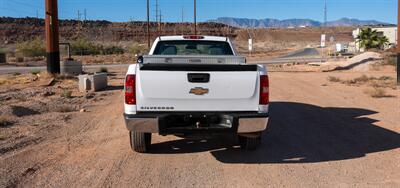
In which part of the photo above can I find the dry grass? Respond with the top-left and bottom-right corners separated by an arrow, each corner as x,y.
12,72 -> 21,76
56,74 -> 75,80
0,133 -> 6,140
328,74 -> 396,90
0,79 -> 7,85
54,105 -> 76,113
364,87 -> 392,98
343,75 -> 369,85
60,89 -> 73,99
327,76 -> 341,82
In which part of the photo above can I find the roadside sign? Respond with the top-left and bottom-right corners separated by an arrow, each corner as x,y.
248,38 -> 253,51
321,34 -> 326,47
336,43 -> 342,52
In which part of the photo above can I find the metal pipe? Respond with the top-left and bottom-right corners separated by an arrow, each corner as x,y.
59,43 -> 72,60
45,0 -> 60,73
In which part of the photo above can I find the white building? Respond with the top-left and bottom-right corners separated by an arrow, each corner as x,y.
352,27 -> 397,51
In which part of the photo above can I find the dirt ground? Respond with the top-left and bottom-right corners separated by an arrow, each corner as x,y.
0,66 -> 399,187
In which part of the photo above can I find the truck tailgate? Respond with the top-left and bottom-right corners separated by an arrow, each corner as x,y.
136,64 -> 260,112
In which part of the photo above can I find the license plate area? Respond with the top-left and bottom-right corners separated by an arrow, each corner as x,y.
158,113 -> 237,134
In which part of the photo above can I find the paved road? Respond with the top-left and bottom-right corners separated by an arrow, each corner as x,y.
0,58 -> 323,75
251,57 -> 323,65
280,48 -> 320,58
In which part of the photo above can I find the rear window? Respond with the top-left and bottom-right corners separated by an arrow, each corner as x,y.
153,40 -> 234,55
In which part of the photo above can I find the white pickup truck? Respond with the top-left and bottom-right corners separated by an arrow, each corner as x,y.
124,35 -> 269,152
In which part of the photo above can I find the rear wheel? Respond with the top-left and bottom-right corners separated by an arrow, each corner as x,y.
238,134 -> 261,150
129,131 -> 151,153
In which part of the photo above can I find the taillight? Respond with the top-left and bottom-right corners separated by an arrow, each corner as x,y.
125,74 -> 136,105
259,75 -> 269,105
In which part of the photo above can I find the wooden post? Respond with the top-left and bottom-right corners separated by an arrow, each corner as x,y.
45,0 -> 60,74
147,0 -> 150,48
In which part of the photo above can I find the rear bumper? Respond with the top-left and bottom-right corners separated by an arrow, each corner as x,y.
124,112 -> 268,134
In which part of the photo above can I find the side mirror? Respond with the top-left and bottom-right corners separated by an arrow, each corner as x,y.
137,55 -> 144,64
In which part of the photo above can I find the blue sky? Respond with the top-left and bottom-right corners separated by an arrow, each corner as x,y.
0,0 -> 397,24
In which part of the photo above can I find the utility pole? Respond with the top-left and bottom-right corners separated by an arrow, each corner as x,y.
77,10 -> 81,21
194,0 -> 197,35
45,0 -> 60,74
155,0 -> 158,23
147,0 -> 150,48
181,7 -> 184,35
324,0 -> 327,27
397,0 -> 399,85
36,10 -> 39,19
84,8 -> 87,21
158,10 -> 162,35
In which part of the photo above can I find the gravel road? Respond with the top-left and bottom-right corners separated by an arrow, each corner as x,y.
1,71 -> 399,188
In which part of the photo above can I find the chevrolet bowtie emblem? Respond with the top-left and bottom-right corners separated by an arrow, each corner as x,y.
189,87 -> 209,95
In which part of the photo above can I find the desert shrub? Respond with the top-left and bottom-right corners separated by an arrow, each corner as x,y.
364,87 -> 389,98
12,72 -> 21,76
353,75 -> 369,83
102,46 -> 124,55
30,70 -> 40,75
71,39 -> 102,55
71,39 -> 125,55
327,76 -> 341,82
60,89 -> 72,98
128,43 -> 148,55
377,76 -> 393,81
342,75 -> 370,85
16,37 -> 46,57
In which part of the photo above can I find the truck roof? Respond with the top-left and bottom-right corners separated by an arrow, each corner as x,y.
158,35 -> 228,42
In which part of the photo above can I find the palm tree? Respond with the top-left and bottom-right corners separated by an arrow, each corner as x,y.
356,28 -> 389,50
377,36 -> 389,50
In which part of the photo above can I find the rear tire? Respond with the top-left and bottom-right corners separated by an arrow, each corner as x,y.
129,131 -> 151,153
238,134 -> 261,150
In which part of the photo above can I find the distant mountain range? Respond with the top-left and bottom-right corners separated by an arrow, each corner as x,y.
208,17 -> 391,28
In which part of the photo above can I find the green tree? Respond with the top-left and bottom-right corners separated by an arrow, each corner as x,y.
356,28 -> 389,50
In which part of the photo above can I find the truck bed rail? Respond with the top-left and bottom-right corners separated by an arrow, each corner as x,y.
142,55 -> 246,64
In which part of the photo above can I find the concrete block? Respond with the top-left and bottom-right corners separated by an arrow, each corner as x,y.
78,73 -> 108,92
92,73 -> 108,91
61,60 -> 82,75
